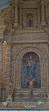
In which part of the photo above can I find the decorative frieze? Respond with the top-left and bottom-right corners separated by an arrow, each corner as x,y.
12,31 -> 48,43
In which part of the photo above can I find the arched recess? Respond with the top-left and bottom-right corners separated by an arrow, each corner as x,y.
21,52 -> 41,88
26,13 -> 33,27
15,46 -> 48,90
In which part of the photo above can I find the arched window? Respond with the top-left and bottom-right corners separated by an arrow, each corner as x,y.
26,13 -> 33,27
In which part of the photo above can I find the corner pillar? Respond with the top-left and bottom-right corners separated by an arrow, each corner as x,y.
15,59 -> 21,88
41,57 -> 48,91
0,42 -> 2,101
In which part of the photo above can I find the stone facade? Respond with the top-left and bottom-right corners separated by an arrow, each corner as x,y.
0,0 -> 49,106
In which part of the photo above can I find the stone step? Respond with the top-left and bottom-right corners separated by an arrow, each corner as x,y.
14,88 -> 46,95
15,87 -> 46,91
14,88 -> 47,102
14,97 -> 47,102
14,96 -> 47,102
15,91 -> 47,96
15,92 -> 47,98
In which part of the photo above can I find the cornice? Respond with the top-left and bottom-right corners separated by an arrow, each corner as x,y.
12,40 -> 48,44
13,29 -> 45,34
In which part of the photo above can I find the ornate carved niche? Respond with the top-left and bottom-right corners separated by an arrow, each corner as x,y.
26,13 -> 33,27
22,9 -> 38,28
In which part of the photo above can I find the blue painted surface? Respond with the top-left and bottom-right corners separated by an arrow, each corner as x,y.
21,52 -> 41,88
0,0 -> 11,10
27,64 -> 35,78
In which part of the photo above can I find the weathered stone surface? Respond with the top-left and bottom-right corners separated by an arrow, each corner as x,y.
0,0 -> 49,109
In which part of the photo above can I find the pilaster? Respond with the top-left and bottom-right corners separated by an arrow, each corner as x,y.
0,25 -> 5,101
37,5 -> 40,27
2,41 -> 7,87
19,4 -> 23,28
5,44 -> 11,86
41,0 -> 46,27
14,0 -> 19,27
0,42 -> 3,101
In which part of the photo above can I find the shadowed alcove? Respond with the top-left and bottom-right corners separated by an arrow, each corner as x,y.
21,52 -> 41,88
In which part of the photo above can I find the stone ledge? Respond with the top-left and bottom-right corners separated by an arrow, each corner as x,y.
15,29 -> 45,33
0,101 -> 49,109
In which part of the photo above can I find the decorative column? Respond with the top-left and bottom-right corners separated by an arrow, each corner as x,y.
12,60 -> 16,87
1,41 -> 7,101
45,2 -> 48,25
5,44 -> 13,101
47,42 -> 49,100
19,1 -> 23,29
46,46 -> 49,104
5,44 -> 11,85
0,42 -> 3,101
2,41 -> 7,87
41,0 -> 46,27
41,57 -> 48,91
15,59 -> 21,88
37,5 -> 40,27
14,0 -> 19,27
